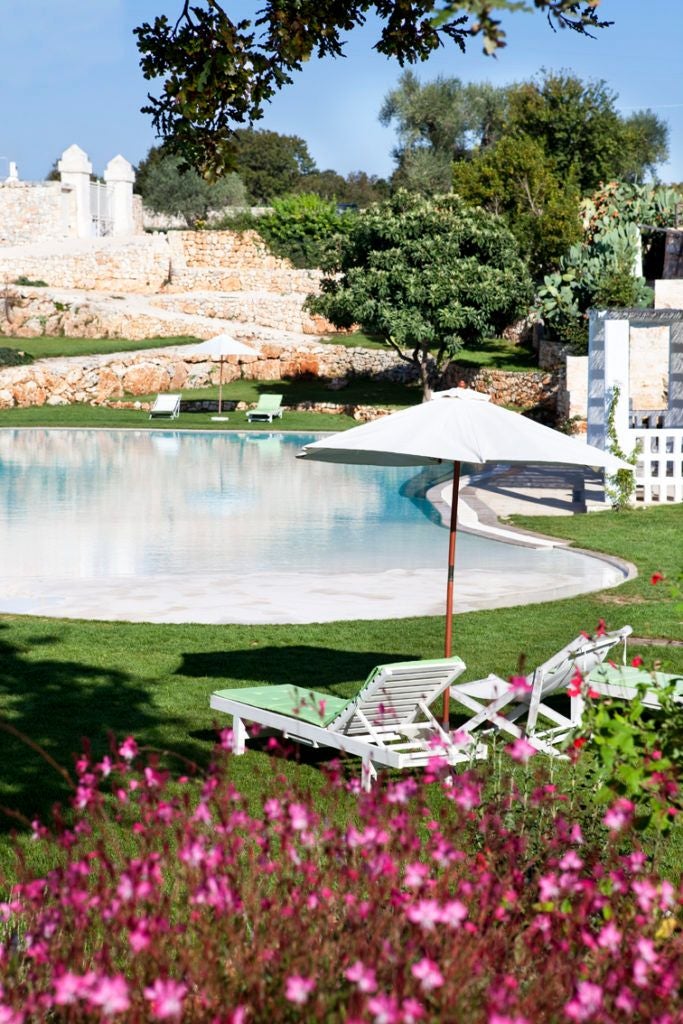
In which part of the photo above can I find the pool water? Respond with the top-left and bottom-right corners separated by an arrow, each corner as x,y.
0,429 -> 624,624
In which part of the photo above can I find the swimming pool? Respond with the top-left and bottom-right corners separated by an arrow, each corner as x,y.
0,429 -> 624,623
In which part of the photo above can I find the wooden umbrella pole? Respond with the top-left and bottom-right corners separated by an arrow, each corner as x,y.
218,356 -> 224,415
442,460 -> 461,727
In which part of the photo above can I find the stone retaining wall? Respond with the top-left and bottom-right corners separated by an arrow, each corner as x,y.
0,237 -> 171,293
0,342 -> 561,415
152,292 -> 329,334
440,362 -> 560,413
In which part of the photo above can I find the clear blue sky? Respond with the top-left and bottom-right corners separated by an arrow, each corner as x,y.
1,0 -> 681,184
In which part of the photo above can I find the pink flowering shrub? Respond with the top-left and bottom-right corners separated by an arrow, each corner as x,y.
0,733 -> 681,1023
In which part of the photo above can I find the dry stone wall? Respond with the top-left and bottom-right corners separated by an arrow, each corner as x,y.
165,230 -> 323,295
0,237 -> 171,293
152,292 -> 328,335
0,340 -> 561,416
0,182 -> 77,247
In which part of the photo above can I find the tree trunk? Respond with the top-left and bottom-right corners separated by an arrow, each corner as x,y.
418,347 -> 432,401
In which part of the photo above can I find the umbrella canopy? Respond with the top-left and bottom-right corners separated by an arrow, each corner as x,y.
190,335 -> 259,416
298,387 -> 629,725
299,387 -> 627,470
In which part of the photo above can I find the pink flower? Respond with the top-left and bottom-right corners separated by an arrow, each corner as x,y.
404,863 -> 429,889
603,798 -> 635,832
117,737 -> 138,761
288,803 -> 309,831
597,921 -> 622,951
406,899 -> 441,930
489,1016 -> 531,1024
508,675 -> 532,695
506,738 -> 536,763
285,975 -> 315,1005
411,958 -> 444,991
345,960 -> 377,993
128,919 -> 151,953
143,978 -> 187,1020
87,974 -> 130,1016
53,971 -> 94,1005
564,981 -> 603,1021
559,851 -> 583,871
368,993 -> 400,1024
440,899 -> 468,927
0,1007 -> 24,1024
402,998 -> 425,1023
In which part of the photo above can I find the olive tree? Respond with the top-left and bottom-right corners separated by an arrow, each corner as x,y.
307,191 -> 533,399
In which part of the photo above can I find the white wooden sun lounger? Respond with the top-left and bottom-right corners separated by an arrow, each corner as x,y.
210,657 -> 487,789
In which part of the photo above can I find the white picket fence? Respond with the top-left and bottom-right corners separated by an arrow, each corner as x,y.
628,427 -> 683,503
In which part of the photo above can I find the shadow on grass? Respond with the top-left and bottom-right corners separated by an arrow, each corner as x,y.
0,624 -> 156,832
178,645 -> 418,695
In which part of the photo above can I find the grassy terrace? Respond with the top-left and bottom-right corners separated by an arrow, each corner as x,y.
1,332 -> 538,371
0,335 -> 200,359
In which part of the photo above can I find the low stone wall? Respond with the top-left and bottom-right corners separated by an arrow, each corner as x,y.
0,237 -> 171,294
165,266 -> 323,295
152,292 -> 329,335
167,229 -> 280,270
0,182 -> 77,247
440,362 -> 560,413
0,341 -> 561,415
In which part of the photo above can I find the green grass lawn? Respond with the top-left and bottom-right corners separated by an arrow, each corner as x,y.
0,374 -> 421,432
0,504 -> 681,869
0,335 -> 201,360
320,332 -> 539,372
451,337 -> 540,372
0,403 -> 361,432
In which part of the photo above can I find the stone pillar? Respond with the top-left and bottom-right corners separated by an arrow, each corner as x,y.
6,161 -> 19,182
104,154 -> 136,236
58,144 -> 93,238
603,318 -> 631,453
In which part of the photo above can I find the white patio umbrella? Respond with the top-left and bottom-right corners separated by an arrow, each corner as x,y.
190,334 -> 259,419
298,387 -> 630,724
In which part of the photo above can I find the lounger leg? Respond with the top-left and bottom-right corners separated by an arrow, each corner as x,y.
361,758 -> 377,792
233,716 -> 247,755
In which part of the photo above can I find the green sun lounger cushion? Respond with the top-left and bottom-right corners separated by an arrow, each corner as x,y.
588,665 -> 683,697
212,685 -> 350,726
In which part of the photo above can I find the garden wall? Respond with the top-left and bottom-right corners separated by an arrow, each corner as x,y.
0,229 -> 320,297
0,342 -> 562,414
0,182 -> 77,247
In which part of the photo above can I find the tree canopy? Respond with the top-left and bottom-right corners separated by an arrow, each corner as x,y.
504,72 -> 668,192
452,134 -> 583,276
307,190 -> 533,398
134,1 -> 611,178
380,72 -> 507,192
135,147 -> 246,224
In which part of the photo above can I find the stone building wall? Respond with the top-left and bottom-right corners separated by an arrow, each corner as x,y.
0,182 -> 77,247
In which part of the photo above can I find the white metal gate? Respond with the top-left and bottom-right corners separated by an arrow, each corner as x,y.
90,181 -> 113,236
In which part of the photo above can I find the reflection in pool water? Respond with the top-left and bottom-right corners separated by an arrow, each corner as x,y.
0,429 -> 623,623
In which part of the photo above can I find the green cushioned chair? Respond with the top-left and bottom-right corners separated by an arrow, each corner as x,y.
210,657 -> 486,789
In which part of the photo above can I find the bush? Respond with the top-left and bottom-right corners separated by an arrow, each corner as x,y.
256,193 -> 353,268
1,731 -> 680,1022
0,347 -> 33,368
